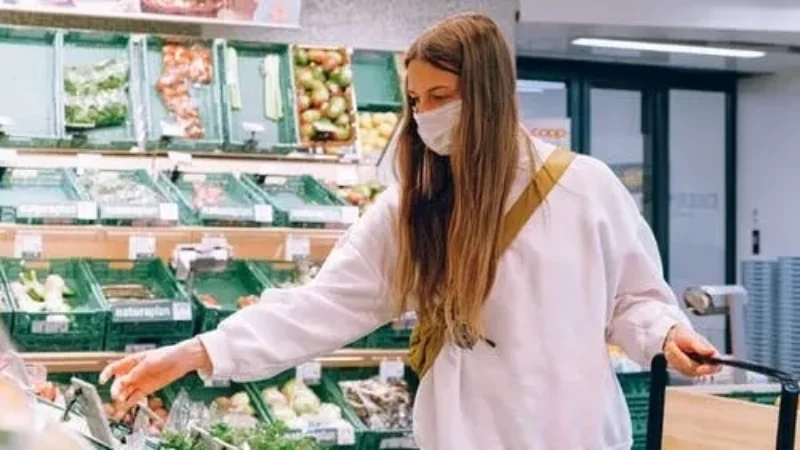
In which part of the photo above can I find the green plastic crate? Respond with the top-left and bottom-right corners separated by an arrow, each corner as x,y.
2,258 -> 107,351
617,371 -> 650,445
82,259 -> 193,351
719,390 -> 780,406
352,50 -> 403,112
142,37 -> 224,152
77,169 -> 179,226
0,277 -> 12,335
323,367 -> 418,450
0,168 -> 96,225
59,31 -> 140,150
0,28 -> 61,147
163,372 -> 267,422
243,174 -> 357,229
245,369 -> 359,449
158,171 -> 272,227
187,260 -> 271,332
218,41 -> 298,154
365,324 -> 411,350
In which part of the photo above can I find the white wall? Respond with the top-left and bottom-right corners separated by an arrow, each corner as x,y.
738,72 -> 800,262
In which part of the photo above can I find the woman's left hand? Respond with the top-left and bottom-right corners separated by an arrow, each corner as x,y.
663,324 -> 722,377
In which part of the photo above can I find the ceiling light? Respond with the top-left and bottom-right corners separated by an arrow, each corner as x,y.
571,38 -> 765,59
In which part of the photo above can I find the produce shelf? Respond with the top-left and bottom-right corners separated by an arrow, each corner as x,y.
164,372 -> 268,422
83,258 -> 193,351
0,167 -> 96,225
352,50 -> 403,112
243,174 -> 357,228
59,31 -> 140,151
0,280 -> 12,333
219,41 -> 298,155
142,37 -> 224,152
1,258 -> 108,351
187,259 -> 271,332
0,27 -> 60,148
77,169 -> 179,226
158,170 -> 272,226
246,368 -> 359,448
324,367 -> 418,450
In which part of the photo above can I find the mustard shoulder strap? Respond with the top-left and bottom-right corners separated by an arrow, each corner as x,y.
498,148 -> 576,252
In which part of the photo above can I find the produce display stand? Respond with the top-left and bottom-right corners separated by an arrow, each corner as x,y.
59,31 -> 142,151
0,167 -> 96,225
0,27 -> 61,148
1,258 -> 108,351
84,258 -> 194,351
77,169 -> 180,226
142,37 -> 225,152
158,170 -> 274,226
243,173 -> 357,229
189,259 -> 271,332
218,40 -> 299,154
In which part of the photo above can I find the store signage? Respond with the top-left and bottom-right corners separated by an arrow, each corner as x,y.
110,299 -> 173,322
0,0 -> 302,29
526,118 -> 571,149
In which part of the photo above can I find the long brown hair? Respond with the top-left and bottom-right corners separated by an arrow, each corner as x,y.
393,13 -> 521,344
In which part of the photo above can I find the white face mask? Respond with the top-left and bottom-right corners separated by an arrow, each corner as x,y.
413,100 -> 462,156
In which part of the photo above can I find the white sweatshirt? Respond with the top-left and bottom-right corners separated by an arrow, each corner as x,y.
199,137 -> 691,450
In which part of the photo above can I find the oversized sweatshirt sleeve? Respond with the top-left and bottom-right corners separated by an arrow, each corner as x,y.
598,163 -> 692,368
197,186 -> 399,382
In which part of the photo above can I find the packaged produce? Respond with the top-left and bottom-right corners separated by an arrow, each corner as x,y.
101,395 -> 170,435
9,270 -> 75,313
358,112 -> 398,160
79,171 -> 163,206
156,43 -> 214,139
191,182 -> 225,208
339,180 -> 385,212
339,376 -> 413,430
63,58 -> 129,129
293,46 -> 356,146
161,421 -> 321,450
261,378 -> 354,441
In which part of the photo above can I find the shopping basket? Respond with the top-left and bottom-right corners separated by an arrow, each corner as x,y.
645,353 -> 799,450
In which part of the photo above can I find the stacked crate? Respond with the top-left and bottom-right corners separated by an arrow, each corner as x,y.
741,260 -> 779,367
777,257 -> 800,377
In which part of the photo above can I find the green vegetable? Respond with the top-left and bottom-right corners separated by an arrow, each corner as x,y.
294,49 -> 309,66
335,67 -> 353,87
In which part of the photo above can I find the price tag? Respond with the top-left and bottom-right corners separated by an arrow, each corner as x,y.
0,149 -> 18,167
77,201 -> 98,220
379,359 -> 405,383
393,311 -> 417,330
124,343 -> 156,353
242,122 -> 265,134
159,203 -> 179,222
336,425 -> 356,445
14,233 -> 42,259
285,235 -> 310,261
203,378 -> 231,388
254,204 -> 273,223
172,302 -> 192,321
256,165 -> 273,176
161,122 -> 186,138
201,234 -> 229,248
379,436 -> 418,449
295,361 -> 321,385
128,234 -> 156,260
262,176 -> 287,185
336,167 -> 359,186
306,428 -> 337,445
31,318 -> 69,334
341,206 -> 360,224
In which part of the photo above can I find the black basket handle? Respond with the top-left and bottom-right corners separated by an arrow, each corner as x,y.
646,353 -> 799,450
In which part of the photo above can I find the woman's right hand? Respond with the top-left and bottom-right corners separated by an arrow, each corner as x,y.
99,338 -> 212,413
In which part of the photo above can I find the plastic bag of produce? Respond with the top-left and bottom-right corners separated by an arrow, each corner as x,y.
63,57 -> 129,130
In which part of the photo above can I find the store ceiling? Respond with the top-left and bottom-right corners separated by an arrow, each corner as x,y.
516,22 -> 800,73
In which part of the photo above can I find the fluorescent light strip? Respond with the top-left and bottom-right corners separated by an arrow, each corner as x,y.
572,38 -> 765,59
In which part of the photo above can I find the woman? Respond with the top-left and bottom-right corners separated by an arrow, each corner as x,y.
102,13 -> 719,449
